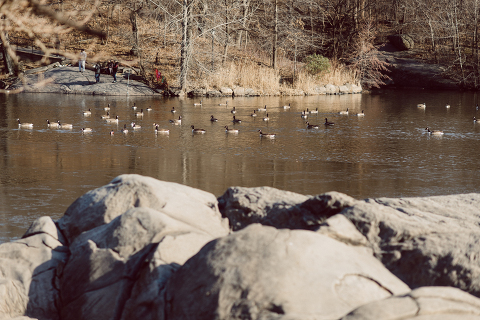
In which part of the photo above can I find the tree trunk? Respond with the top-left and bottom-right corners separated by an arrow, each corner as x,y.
130,4 -> 140,56
180,0 -> 192,92
223,0 -> 229,64
272,0 -> 278,69
0,27 -> 15,75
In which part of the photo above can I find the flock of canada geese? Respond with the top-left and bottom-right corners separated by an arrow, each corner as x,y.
15,100 -> 478,138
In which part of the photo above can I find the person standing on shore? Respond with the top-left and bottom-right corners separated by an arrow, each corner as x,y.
112,61 -> 119,83
79,49 -> 87,72
94,63 -> 101,83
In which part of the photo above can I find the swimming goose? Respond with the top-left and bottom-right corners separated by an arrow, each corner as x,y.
155,124 -> 169,134
224,126 -> 239,133
171,107 -> 176,113
57,121 -> 73,129
135,109 -> 144,117
131,103 -> 137,110
46,119 -> 59,128
445,104 -> 450,109
283,103 -> 291,109
356,110 -> 365,116
191,125 -> 206,133
301,111 -> 308,119
251,110 -> 258,117
81,127 -> 93,133
83,108 -> 92,116
110,130 -> 115,135
169,116 -> 182,125
101,112 -> 110,119
306,122 -> 319,129
258,129 -> 276,138
121,124 -> 129,134
425,127 -> 444,135
131,122 -> 141,129
146,106 -> 153,111
417,103 -> 426,108
474,117 -> 478,123
18,119 -> 33,128
232,116 -> 242,123
309,108 -> 319,114
104,104 -> 111,111
105,115 -> 119,123
231,107 -> 236,114
257,105 -> 267,112
210,115 -> 218,122
263,113 -> 270,121
339,108 -> 349,115
194,100 -> 202,106
324,118 -> 335,126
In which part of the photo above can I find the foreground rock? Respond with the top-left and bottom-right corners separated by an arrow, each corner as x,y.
164,224 -> 410,320
1,174 -> 480,320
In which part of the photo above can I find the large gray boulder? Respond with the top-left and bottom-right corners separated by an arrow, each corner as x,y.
218,187 -> 357,231
164,224 -> 410,320
341,193 -> 480,296
59,206 -> 218,320
342,286 -> 480,320
387,34 -> 414,51
57,174 -> 228,244
0,216 -> 68,320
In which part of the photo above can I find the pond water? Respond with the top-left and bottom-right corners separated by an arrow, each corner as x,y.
1,89 -> 480,242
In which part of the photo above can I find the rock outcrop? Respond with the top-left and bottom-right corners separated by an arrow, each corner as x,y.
1,174 -> 480,320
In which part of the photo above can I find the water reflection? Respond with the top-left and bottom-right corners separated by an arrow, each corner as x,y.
1,90 -> 480,242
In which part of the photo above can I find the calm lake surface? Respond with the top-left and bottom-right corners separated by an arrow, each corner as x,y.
1,89 -> 480,242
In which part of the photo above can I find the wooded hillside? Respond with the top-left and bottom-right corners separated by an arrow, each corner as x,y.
2,0 -> 480,91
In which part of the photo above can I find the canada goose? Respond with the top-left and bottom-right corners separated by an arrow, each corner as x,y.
121,124 -> 129,134
258,105 -> 267,112
170,107 -> 176,113
258,129 -> 275,138
101,112 -> 110,119
169,116 -> 182,125
301,111 -> 308,119
46,119 -> 59,128
306,122 -> 319,129
356,110 -> 365,116
194,100 -> 202,106
417,103 -> 426,108
57,121 -> 73,129
232,116 -> 242,123
146,106 -> 153,111
283,103 -> 291,109
131,122 -> 141,129
251,110 -> 258,117
83,108 -> 92,116
191,125 -> 206,133
263,113 -> 270,121
219,101 -> 228,106
445,104 -> 450,109
131,103 -> 137,110
324,118 -> 335,126
210,115 -> 218,122
474,117 -> 478,123
81,127 -> 93,133
231,107 -> 236,114
339,108 -> 349,115
104,104 -> 110,111
309,108 -> 319,114
155,125 -> 169,134
17,119 -> 33,128
105,115 -> 119,123
224,126 -> 239,133
425,127 -> 444,135
135,109 -> 144,117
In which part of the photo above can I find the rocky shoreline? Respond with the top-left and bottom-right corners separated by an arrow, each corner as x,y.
1,174 -> 480,320
7,64 -> 363,97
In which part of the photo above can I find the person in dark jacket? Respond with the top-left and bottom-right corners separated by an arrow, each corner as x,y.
94,63 -> 101,83
112,61 -> 119,83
